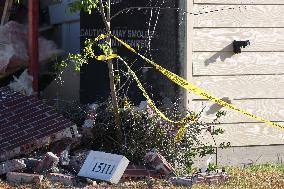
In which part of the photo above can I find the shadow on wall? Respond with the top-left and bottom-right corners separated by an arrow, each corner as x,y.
206,97 -> 232,115
204,43 -> 234,66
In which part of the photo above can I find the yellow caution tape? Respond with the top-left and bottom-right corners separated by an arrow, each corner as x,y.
111,35 -> 284,132
84,34 -> 118,61
83,34 -> 118,61
96,54 -> 118,61
83,33 -> 197,126
118,56 -> 198,126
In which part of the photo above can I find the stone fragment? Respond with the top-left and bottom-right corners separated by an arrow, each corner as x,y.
68,150 -> 90,173
23,158 -> 42,172
6,172 -> 43,184
192,172 -> 229,185
47,173 -> 75,186
50,138 -> 72,155
85,178 -> 98,186
36,152 -> 59,173
0,159 -> 26,175
59,148 -> 70,166
169,177 -> 193,186
144,150 -> 176,177
50,138 -> 75,166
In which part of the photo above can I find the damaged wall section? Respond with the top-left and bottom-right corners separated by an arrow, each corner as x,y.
0,86 -> 79,162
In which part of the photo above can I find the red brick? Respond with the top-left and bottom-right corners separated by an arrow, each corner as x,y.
0,87 -> 78,161
47,173 -> 75,186
122,165 -> 163,179
3,96 -> 34,108
6,172 -> 43,184
144,151 -> 176,177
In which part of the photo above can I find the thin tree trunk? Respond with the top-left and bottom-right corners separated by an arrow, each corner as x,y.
99,0 -> 122,143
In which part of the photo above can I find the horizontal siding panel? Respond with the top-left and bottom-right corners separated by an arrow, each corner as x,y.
210,122 -> 284,146
192,99 -> 284,123
194,0 -> 284,4
193,5 -> 284,27
192,75 -> 284,99
193,52 -> 284,75
193,28 -> 284,51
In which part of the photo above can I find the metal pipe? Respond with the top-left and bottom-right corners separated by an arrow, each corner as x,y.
28,0 -> 39,93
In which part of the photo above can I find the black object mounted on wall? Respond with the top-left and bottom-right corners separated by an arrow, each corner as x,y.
233,40 -> 250,54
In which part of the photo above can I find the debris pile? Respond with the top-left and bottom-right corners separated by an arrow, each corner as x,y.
0,21 -> 63,74
0,89 -> 230,187
192,170 -> 229,185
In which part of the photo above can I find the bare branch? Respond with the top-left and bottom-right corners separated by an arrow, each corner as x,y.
98,0 -> 109,30
111,6 -> 187,20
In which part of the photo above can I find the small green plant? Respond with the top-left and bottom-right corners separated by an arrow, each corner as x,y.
80,98 -> 229,174
207,163 -> 218,172
69,0 -> 99,14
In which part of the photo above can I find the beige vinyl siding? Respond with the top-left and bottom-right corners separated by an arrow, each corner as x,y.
192,99 -> 284,123
193,5 -> 284,27
193,52 -> 284,75
189,1 -> 284,145
212,122 -> 284,146
194,0 -> 284,4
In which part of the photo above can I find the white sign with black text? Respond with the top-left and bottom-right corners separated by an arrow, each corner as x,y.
78,151 -> 129,184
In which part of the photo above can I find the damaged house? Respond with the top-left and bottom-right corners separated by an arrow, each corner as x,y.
0,0 -> 80,161
1,0 -> 284,187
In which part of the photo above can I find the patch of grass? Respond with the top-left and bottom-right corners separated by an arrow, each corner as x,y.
193,164 -> 284,189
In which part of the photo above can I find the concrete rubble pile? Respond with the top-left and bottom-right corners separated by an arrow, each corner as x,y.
0,97 -> 229,187
0,147 -> 229,187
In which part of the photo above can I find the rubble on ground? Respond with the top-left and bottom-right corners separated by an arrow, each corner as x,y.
0,140 -> 229,187
0,92 -> 230,187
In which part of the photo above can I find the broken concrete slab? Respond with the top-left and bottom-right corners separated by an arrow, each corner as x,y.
6,172 -> 43,184
0,86 -> 80,162
78,151 -> 129,184
0,159 -> 26,175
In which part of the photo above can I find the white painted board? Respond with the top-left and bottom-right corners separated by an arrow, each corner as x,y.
78,151 -> 129,184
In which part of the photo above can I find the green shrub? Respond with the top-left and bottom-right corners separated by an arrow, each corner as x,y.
89,98 -> 228,174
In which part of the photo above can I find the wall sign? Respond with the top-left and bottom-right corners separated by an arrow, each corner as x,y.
78,151 -> 129,184
80,0 -> 179,104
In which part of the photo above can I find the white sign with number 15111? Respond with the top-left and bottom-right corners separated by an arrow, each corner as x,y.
78,151 -> 129,184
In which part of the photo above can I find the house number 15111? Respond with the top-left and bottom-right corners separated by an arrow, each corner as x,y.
92,162 -> 115,175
